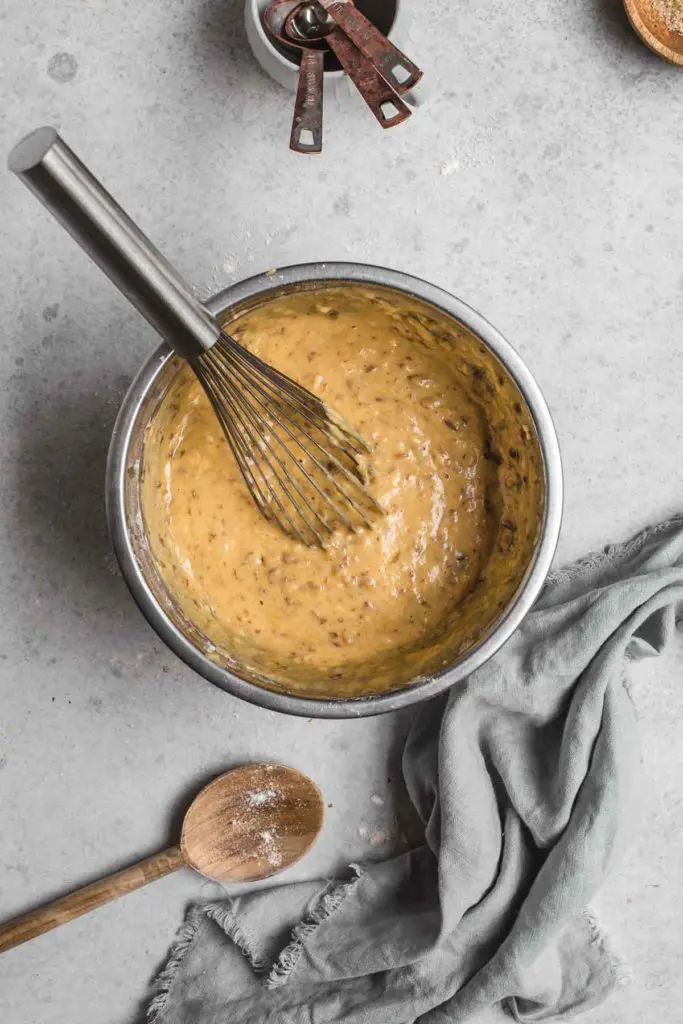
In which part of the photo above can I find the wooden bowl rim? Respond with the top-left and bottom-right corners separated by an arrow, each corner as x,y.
623,0 -> 683,65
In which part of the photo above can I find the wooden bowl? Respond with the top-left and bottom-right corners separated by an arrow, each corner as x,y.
624,0 -> 683,65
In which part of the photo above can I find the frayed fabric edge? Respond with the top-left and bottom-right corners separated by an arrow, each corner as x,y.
501,910 -> 633,1022
145,867 -> 362,1018
582,908 -> 633,988
545,514 -> 683,589
202,900 -> 271,973
147,907 -> 204,1024
266,864 -> 363,990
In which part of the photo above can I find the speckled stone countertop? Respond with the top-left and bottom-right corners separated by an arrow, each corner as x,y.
0,1 -> 681,1022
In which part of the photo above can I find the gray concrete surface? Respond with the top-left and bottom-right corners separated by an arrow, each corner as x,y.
1,0 -> 682,1021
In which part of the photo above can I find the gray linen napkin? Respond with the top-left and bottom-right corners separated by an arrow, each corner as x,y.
148,516 -> 683,1024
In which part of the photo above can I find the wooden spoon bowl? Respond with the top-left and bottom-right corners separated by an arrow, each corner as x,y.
181,763 -> 324,882
624,0 -> 683,65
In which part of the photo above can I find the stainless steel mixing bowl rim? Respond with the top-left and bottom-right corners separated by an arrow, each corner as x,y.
106,262 -> 563,719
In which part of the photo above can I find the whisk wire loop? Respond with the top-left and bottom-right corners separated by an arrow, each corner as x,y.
207,340 -> 377,524
192,332 -> 381,546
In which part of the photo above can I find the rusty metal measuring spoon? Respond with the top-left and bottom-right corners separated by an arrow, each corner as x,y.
264,0 -> 325,153
318,0 -> 422,95
285,3 -> 411,129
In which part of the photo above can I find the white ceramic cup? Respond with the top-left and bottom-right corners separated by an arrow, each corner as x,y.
244,0 -> 428,106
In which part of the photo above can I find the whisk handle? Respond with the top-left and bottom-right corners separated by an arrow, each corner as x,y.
8,127 -> 220,358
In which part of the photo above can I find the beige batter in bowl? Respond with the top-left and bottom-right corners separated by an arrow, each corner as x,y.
106,264 -> 562,717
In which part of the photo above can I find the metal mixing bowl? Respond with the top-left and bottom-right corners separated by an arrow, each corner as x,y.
106,263 -> 562,718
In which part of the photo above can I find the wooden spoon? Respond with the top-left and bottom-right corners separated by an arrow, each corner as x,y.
0,764 -> 324,954
624,0 -> 683,65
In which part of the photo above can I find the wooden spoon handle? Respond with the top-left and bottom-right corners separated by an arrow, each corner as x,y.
0,845 -> 185,954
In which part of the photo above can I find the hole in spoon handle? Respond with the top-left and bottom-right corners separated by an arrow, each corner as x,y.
318,0 -> 423,94
290,49 -> 324,154
325,29 -> 411,129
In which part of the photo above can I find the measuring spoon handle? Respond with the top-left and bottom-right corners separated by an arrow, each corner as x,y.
319,0 -> 422,94
326,29 -> 410,128
291,48 -> 325,153
0,846 -> 184,954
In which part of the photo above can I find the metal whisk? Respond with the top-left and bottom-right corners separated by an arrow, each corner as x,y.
192,337 -> 379,545
9,127 -> 380,546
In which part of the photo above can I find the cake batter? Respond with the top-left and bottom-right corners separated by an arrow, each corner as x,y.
140,286 -> 543,697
